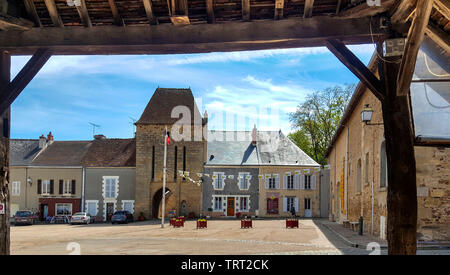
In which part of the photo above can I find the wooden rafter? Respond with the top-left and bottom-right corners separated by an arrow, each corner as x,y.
242,0 -> 250,21
108,0 -> 124,26
143,0 -> 158,25
76,0 -> 92,28
339,0 -> 396,18
0,13 -> 33,31
24,0 -> 42,28
0,49 -> 52,115
326,39 -> 385,102
274,0 -> 284,20
206,0 -> 215,23
44,0 -> 64,28
434,0 -> 450,21
425,22 -> 450,53
390,0 -> 417,26
397,0 -> 434,96
303,0 -> 314,18
336,0 -> 342,15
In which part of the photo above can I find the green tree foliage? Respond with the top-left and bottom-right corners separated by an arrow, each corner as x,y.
288,84 -> 355,165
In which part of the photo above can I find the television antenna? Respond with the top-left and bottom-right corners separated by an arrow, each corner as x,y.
89,122 -> 101,138
129,117 -> 137,137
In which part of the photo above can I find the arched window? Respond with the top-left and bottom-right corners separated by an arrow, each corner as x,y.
356,159 -> 362,193
380,141 -> 388,188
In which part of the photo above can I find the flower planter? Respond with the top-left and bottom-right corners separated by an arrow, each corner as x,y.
241,219 -> 252,229
170,218 -> 177,226
197,220 -> 207,229
286,219 -> 299,228
173,219 -> 184,228
178,216 -> 186,223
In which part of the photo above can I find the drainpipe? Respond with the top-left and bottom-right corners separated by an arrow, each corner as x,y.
81,166 -> 86,212
371,180 -> 374,235
346,126 -> 349,220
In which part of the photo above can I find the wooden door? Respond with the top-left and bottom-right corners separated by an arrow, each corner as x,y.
304,198 -> 312,218
106,203 -> 114,221
227,197 -> 235,216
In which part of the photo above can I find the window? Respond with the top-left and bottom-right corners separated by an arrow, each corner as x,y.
304,198 -> 311,210
287,175 -> 294,189
286,197 -> 295,212
104,177 -> 118,199
42,180 -> 51,195
239,172 -> 250,190
240,197 -> 249,211
269,178 -> 276,189
86,200 -> 98,216
12,181 -> 20,196
122,200 -> 135,214
304,175 -> 311,190
380,141 -> 388,188
64,180 -> 72,195
56,203 -> 72,216
213,172 -> 225,190
356,159 -> 362,193
214,197 -> 222,211
267,198 -> 279,214
365,153 -> 370,185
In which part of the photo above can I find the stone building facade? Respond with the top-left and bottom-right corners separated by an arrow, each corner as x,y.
326,49 -> 450,241
134,88 -> 206,219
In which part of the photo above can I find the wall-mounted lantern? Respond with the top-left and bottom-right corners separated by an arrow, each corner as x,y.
361,104 -> 383,126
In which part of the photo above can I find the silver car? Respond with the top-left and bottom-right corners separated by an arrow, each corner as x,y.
70,212 -> 94,225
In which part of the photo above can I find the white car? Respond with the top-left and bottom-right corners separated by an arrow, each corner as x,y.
70,212 -> 94,225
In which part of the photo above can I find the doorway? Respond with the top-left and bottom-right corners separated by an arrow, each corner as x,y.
40,204 -> 48,221
152,188 -> 172,219
106,203 -> 114,221
304,198 -> 312,218
227,197 -> 235,216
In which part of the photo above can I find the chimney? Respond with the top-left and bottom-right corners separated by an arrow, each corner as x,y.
94,134 -> 106,140
252,124 -> 257,146
47,132 -> 54,144
38,134 -> 46,149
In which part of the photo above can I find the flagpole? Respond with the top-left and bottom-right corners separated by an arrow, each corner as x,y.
161,126 -> 167,228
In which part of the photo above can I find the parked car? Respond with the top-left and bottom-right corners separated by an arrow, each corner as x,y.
111,211 -> 134,224
14,211 -> 35,226
70,212 -> 94,225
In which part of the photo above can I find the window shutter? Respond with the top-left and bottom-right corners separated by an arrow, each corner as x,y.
59,180 -> 63,194
294,174 -> 299,189
265,178 -> 269,189
300,175 -> 305,190
72,180 -> 76,194
311,175 -> 316,190
294,197 -> 299,212
50,180 -> 54,194
37,179 -> 42,194
275,174 -> 280,189
283,197 -> 287,212
283,175 -> 287,189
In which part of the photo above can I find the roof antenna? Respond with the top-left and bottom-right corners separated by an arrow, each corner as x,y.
89,122 -> 101,138
129,117 -> 137,137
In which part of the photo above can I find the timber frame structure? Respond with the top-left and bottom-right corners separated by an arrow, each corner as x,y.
0,0 -> 449,255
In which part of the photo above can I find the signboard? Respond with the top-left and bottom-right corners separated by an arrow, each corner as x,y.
0,203 -> 4,215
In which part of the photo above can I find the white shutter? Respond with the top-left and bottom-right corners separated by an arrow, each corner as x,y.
283,197 -> 287,212
265,178 -> 269,189
294,174 -> 299,189
275,174 -> 280,189
300,175 -> 305,190
294,197 -> 299,212
283,175 -> 287,189
311,175 -> 317,190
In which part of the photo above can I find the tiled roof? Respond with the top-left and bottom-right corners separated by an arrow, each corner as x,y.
31,141 -> 92,166
205,130 -> 319,166
10,139 -> 41,166
82,138 -> 136,167
136,88 -> 204,125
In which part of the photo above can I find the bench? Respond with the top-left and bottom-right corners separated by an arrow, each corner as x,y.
349,221 -> 360,232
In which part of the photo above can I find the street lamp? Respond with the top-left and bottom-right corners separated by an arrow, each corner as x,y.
361,104 -> 383,126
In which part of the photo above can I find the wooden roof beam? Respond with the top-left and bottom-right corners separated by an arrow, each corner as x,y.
434,0 -> 450,20
44,0 -> 64,27
339,0 -> 396,18
108,0 -> 124,26
242,0 -> 250,21
76,0 -> 92,28
274,0 -> 284,20
326,39 -> 385,102
24,0 -> 42,28
0,13 -> 33,31
425,22 -> 450,53
303,0 -> 314,18
206,0 -> 215,23
0,48 -> 52,115
143,0 -> 158,25
390,0 -> 417,26
397,0 -> 434,96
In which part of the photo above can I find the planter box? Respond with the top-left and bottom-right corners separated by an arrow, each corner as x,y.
170,218 -> 177,226
173,219 -> 184,228
178,216 -> 186,222
241,219 -> 252,229
197,220 -> 207,229
286,219 -> 299,228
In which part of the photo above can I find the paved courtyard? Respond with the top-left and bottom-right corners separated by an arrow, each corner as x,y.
10,219 -> 450,255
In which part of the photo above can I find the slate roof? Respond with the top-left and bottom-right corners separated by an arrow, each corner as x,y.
136,88 -> 204,125
31,141 -> 92,167
82,138 -> 136,167
205,130 -> 319,166
10,139 -> 41,166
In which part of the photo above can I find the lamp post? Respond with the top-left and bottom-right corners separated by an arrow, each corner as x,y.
361,104 -> 383,126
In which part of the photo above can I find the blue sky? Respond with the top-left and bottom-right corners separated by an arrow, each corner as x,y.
11,44 -> 374,141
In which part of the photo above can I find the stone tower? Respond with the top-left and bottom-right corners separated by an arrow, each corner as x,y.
135,88 -> 206,219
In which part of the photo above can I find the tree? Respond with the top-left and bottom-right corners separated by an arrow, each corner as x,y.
288,84 -> 355,165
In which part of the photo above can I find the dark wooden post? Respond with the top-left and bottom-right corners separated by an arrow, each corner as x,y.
380,56 -> 417,255
0,50 -> 11,255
